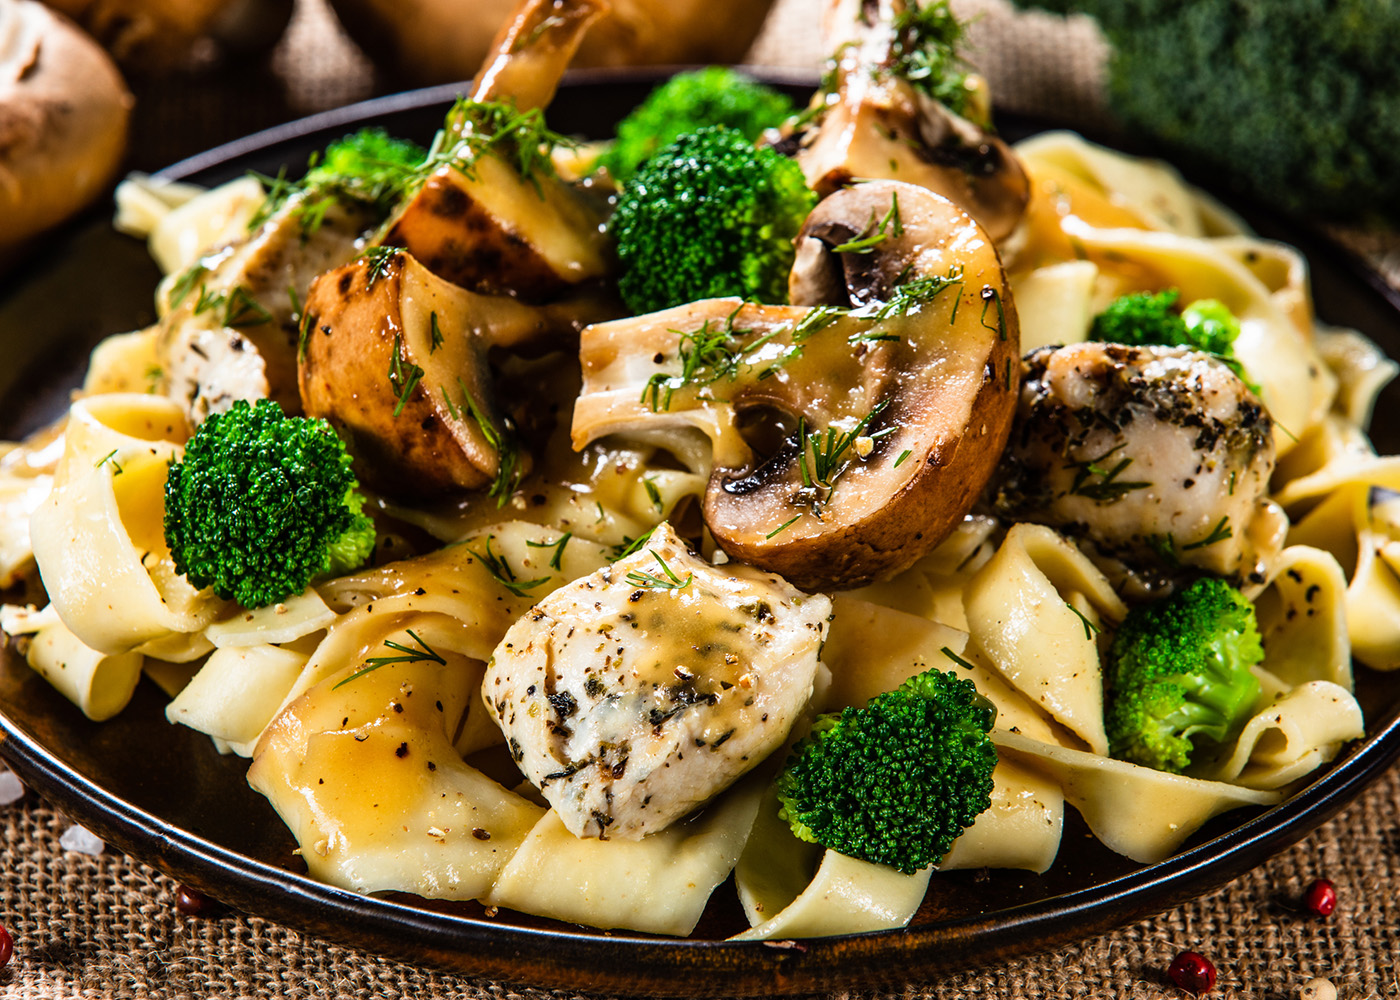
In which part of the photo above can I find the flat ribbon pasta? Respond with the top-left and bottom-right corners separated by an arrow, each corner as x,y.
1316,326 -> 1399,431
486,771 -> 764,937
30,394 -> 222,655
0,426 -> 62,588
249,616 -> 545,900
992,730 -> 1282,864
1,604 -> 144,721
1253,545 -> 1352,689
1196,681 -> 1362,790
964,523 -> 1127,754
167,643 -> 311,749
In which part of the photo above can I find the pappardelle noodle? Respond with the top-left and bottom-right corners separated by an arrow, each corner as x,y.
1,0 -> 1396,941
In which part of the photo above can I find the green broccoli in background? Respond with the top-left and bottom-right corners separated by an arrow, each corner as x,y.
1008,0 -> 1400,223
1104,577 -> 1264,774
609,126 -> 817,315
1091,288 -> 1255,387
775,668 -> 998,875
599,67 -> 796,183
164,399 -> 375,609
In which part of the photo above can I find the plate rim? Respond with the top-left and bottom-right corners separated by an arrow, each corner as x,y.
3,67 -> 1400,996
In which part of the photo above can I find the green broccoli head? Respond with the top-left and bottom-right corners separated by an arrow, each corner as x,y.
164,399 -> 375,609
775,668 -> 998,875
1090,288 -> 1254,386
610,126 -> 817,315
1105,577 -> 1264,773
1008,0 -> 1400,223
600,68 -> 796,183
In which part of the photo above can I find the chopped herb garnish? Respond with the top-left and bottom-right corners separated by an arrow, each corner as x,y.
829,192 -> 903,254
1067,443 -> 1151,503
470,535 -> 551,597
940,646 -> 976,671
526,532 -> 572,571
332,629 -> 447,690
363,245 -> 401,287
765,514 -> 803,539
798,400 -> 892,506
1067,603 -> 1101,641
893,449 -> 912,469
427,99 -> 578,197
1183,516 -> 1233,551
643,476 -> 664,513
625,551 -> 693,591
1148,532 -> 1180,566
610,528 -> 656,561
979,285 -> 1007,341
387,331 -> 425,417
429,311 -> 444,352
453,377 -> 521,505
94,449 -> 122,475
169,264 -> 206,309
222,285 -> 273,328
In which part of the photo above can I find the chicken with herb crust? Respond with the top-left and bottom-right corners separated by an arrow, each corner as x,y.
484,522 -> 830,840
992,342 -> 1281,589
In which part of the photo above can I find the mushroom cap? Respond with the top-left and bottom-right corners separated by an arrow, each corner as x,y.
573,181 -> 1020,591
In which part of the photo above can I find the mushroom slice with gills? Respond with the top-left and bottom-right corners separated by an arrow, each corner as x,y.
155,190 -> 378,423
785,0 -> 1029,246
572,182 -> 1020,592
376,0 -> 613,300
485,521 -> 830,840
299,248 -> 607,500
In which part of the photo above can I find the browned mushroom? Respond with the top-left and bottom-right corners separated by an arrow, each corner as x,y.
299,249 -> 610,499
785,0 -> 1030,246
571,181 -> 1020,591
376,0 -> 613,300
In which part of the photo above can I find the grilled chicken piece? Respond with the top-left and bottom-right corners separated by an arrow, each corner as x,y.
484,523 -> 829,840
156,191 -> 376,422
993,343 -> 1279,585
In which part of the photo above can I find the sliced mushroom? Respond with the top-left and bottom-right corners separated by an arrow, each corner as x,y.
787,0 -> 1029,245
155,190 -> 378,423
572,181 -> 1020,591
376,0 -> 613,300
299,249 -> 609,499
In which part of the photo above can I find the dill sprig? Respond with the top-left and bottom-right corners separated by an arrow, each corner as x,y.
625,551 -> 693,591
610,528 -> 656,561
1067,603 -> 1101,641
798,400 -> 894,504
363,245 -> 402,287
449,377 -> 522,506
1183,516 -> 1233,551
427,99 -> 577,196
526,532 -> 572,571
332,629 -> 447,690
387,331 -> 425,417
470,535 -> 551,598
829,192 -> 903,254
1067,443 -> 1151,503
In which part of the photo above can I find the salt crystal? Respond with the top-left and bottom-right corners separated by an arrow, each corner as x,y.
59,823 -> 105,856
0,769 -> 23,806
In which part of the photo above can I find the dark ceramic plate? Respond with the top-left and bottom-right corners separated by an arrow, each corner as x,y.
2,70 -> 1399,997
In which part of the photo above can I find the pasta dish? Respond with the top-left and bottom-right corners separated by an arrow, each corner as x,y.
0,0 -> 1396,943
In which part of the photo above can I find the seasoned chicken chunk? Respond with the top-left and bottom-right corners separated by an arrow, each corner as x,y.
485,523 -> 830,840
993,343 -> 1279,586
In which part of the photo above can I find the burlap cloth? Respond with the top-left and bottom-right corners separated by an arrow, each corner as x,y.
4,1 -> 1399,996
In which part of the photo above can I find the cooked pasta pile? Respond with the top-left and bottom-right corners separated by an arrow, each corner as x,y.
0,0 -> 1396,940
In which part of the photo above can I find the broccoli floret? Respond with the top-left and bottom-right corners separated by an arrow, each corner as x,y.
164,399 -> 375,609
774,668 -> 998,874
1104,577 -> 1264,774
599,68 -> 795,183
302,127 -> 426,211
610,126 -> 817,315
1008,0 -> 1400,222
1091,288 -> 1254,386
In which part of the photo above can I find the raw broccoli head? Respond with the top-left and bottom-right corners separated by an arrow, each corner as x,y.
164,399 -> 375,609
775,668 -> 998,874
1091,288 -> 1254,386
1105,577 -> 1264,773
610,126 -> 817,315
1008,0 -> 1400,223
599,68 -> 796,183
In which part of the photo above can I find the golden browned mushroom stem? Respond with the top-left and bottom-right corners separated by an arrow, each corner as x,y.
471,0 -> 610,112
571,181 -> 1021,591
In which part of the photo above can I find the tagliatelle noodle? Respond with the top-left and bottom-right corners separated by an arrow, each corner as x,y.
1253,545 -> 1353,689
29,394 -> 224,655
